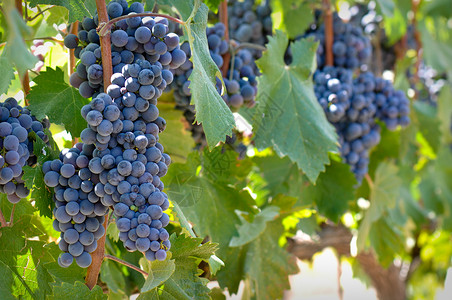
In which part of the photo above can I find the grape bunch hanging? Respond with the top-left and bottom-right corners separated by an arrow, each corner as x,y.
46,0 -> 183,267
0,97 -> 50,204
64,0 -> 186,98
305,12 -> 410,181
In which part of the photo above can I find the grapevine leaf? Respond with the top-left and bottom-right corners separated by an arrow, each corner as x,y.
22,133 -> 58,218
270,0 -> 313,39
100,260 -> 127,295
300,159 -> 357,222
158,0 -> 235,148
437,86 -> 452,145
138,233 -> 217,299
244,219 -> 299,300
375,0 -> 395,17
163,150 -> 256,293
230,206 -> 280,247
247,32 -> 338,183
44,243 -> 86,285
28,0 -> 96,23
106,222 -> 120,242
144,0 -> 157,11
0,54 -> 15,94
2,2 -> 38,76
357,162 -> 401,251
0,216 -> 54,299
419,148 -> 452,230
140,258 -> 176,293
50,281 -> 106,300
381,2 -> 408,45
413,101 -> 441,153
155,101 -> 195,163
419,21 -> 452,76
203,0 -> 222,13
27,67 -> 90,138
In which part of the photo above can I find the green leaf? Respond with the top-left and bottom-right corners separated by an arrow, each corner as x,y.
0,217 -> 54,299
413,101 -> 441,153
106,222 -> 120,242
203,0 -> 222,13
300,158 -> 357,222
2,1 -> 38,76
419,148 -> 452,230
244,219 -> 299,300
154,101 -> 195,162
28,0 -> 96,23
245,32 -> 338,183
230,206 -> 280,247
51,281 -> 107,300
44,243 -> 86,285
0,54 -> 15,94
270,0 -> 313,39
100,260 -> 127,295
159,0 -> 235,148
140,258 -> 175,293
138,232 -> 217,300
375,0 -> 395,17
357,162 -> 402,251
437,86 -> 452,145
164,150 -> 256,292
381,4 -> 407,45
27,67 -> 90,138
419,20 -> 452,75
22,132 -> 58,218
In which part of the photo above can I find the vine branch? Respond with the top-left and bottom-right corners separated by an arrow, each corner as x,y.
322,0 -> 334,66
219,0 -> 230,77
98,13 -> 184,37
104,254 -> 149,277
86,215 -> 109,289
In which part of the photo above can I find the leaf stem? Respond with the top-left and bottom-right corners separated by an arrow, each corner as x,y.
365,173 -> 374,189
172,202 -> 197,238
9,204 -> 16,226
322,0 -> 334,66
98,13 -> 184,37
219,0 -> 230,77
233,42 -> 266,53
104,254 -> 149,277
27,5 -> 55,22
0,207 -> 7,227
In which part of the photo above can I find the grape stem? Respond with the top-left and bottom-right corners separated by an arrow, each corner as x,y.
233,42 -> 266,53
97,13 -> 184,37
322,0 -> 334,66
0,207 -> 7,227
219,0 -> 231,77
27,5 -> 56,22
104,254 -> 149,277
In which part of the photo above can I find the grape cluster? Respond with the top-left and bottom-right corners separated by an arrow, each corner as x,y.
78,61 -> 173,261
304,13 -> 372,70
227,0 -> 272,58
314,66 -> 410,181
43,143 -> 109,268
65,0 -> 186,98
0,97 -> 50,203
170,23 -> 258,146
